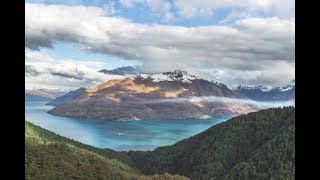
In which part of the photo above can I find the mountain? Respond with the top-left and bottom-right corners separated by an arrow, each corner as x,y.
232,80 -> 295,101
48,70 -> 258,121
25,89 -> 66,102
128,107 -> 295,180
99,66 -> 139,75
46,87 -> 86,106
25,121 -> 188,180
26,107 -> 295,179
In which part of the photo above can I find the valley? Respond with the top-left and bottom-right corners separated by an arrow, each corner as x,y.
26,71 -> 295,151
26,107 -> 295,180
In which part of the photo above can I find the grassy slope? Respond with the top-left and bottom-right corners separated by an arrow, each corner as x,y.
25,121 -> 189,180
25,121 -> 131,165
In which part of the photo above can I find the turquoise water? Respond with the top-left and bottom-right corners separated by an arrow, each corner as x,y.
25,101 -> 230,151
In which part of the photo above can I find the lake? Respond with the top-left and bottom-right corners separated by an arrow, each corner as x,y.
25,101 -> 230,151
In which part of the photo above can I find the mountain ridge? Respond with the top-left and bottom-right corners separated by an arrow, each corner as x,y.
46,87 -> 86,106
25,89 -> 66,102
47,70 -> 260,121
232,81 -> 295,101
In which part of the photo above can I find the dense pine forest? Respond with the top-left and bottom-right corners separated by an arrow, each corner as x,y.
25,107 -> 295,180
128,107 -> 295,180
25,121 -> 188,180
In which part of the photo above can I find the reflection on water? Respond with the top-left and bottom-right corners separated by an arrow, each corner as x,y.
25,101 -> 230,151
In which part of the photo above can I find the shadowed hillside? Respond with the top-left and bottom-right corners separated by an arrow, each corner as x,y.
127,107 -> 295,180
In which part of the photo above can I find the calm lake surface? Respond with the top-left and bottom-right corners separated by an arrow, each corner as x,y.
25,101 -> 230,151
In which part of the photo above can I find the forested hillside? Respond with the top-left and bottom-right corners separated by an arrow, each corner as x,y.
127,107 -> 295,180
25,121 -> 189,180
26,107 -> 295,180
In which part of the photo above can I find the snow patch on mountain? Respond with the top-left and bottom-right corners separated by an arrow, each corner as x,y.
279,86 -> 294,92
230,80 -> 295,92
279,80 -> 295,92
139,70 -> 198,83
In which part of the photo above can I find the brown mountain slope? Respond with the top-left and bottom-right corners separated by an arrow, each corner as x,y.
48,71 -> 258,121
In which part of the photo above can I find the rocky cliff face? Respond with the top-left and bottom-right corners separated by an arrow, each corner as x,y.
48,71 -> 259,121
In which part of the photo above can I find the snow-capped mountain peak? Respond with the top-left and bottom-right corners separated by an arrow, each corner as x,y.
279,80 -> 295,92
229,80 -> 295,92
229,80 -> 295,101
139,70 -> 198,83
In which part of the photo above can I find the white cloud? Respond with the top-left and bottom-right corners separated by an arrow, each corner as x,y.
162,11 -> 174,22
119,0 -> 174,22
49,62 -> 107,81
26,60 -> 123,80
25,50 -> 53,61
173,0 -> 294,19
25,3 -> 295,86
145,0 -> 173,22
25,73 -> 95,90
25,62 -> 125,90
207,60 -> 295,86
103,1 -> 119,16
25,50 -> 126,90
174,0 -> 216,18
119,0 -> 143,7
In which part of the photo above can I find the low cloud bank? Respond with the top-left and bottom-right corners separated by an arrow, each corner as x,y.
137,96 -> 295,108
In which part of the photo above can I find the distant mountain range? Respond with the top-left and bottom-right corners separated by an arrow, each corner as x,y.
25,89 -> 66,102
47,70 -> 258,121
46,87 -> 86,106
26,107 -> 295,179
231,80 -> 295,101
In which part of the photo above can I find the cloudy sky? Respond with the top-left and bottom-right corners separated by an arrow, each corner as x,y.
25,0 -> 295,90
